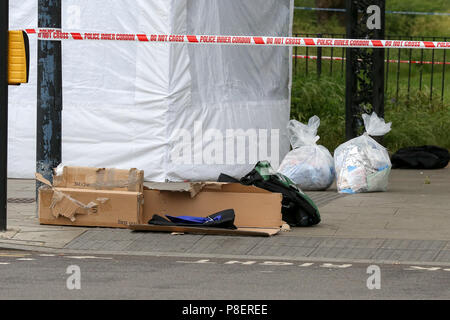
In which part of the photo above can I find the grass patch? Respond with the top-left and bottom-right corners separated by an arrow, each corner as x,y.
293,0 -> 450,37
292,48 -> 449,105
291,75 -> 450,154
383,92 -> 450,152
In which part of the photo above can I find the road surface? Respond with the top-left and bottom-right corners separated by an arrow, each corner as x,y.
0,250 -> 448,300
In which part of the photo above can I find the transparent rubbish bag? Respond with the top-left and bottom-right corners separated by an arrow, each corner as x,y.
278,116 -> 335,191
334,112 -> 392,194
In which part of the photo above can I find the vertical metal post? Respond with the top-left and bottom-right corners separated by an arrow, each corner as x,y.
430,37 -> 435,102
317,34 -> 322,78
330,46 -> 334,76
385,46 -> 390,93
442,38 -> 447,103
419,37 -> 424,91
345,0 -> 358,140
345,0 -> 385,140
306,45 -> 309,76
0,0 -> 9,231
396,48 -> 401,103
36,0 -> 62,204
372,6 -> 385,118
407,37 -> 412,104
294,44 -> 297,77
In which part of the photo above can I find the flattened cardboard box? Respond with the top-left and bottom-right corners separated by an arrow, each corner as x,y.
39,188 -> 143,228
132,182 -> 284,236
53,166 -> 144,193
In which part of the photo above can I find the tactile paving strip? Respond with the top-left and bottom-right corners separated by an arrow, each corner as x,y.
64,230 -> 450,264
305,191 -> 346,207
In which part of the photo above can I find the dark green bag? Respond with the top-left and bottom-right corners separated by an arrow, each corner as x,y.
239,161 -> 321,227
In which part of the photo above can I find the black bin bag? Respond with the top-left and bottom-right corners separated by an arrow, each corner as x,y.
391,146 -> 449,169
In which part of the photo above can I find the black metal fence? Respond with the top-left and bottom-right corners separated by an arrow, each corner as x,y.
292,33 -> 448,103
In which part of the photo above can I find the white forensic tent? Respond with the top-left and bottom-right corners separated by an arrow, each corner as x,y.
8,0 -> 294,182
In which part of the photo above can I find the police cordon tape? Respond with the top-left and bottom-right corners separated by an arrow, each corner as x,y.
25,28 -> 450,50
293,55 -> 450,65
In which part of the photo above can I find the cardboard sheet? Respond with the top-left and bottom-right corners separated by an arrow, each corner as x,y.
129,224 -> 280,237
142,183 -> 283,230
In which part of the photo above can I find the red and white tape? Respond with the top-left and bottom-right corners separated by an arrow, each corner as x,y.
25,29 -> 450,50
293,55 -> 450,65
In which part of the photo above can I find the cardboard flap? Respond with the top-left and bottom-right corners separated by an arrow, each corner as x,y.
145,182 -> 200,198
50,190 -> 108,222
50,192 -> 87,222
53,166 -> 144,192
35,173 -> 52,187
144,182 -> 269,198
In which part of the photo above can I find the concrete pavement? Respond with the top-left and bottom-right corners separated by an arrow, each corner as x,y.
1,168 -> 449,266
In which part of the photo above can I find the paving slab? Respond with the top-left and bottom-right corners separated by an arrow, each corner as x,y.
185,236 -> 261,255
246,245 -> 317,257
385,218 -> 447,231
285,224 -> 338,237
434,250 -> 450,263
10,229 -> 87,248
0,229 -> 18,240
395,207 -> 449,218
317,238 -> 385,249
57,231 -> 450,264
380,239 -> 447,250
308,247 -> 378,260
319,205 -> 398,215
333,227 -> 450,241
370,249 -> 442,262
1,168 -> 449,265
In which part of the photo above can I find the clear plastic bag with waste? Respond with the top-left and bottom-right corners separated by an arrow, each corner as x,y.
334,112 -> 392,194
278,116 -> 335,191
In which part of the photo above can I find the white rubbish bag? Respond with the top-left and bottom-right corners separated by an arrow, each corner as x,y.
334,112 -> 392,194
278,116 -> 335,191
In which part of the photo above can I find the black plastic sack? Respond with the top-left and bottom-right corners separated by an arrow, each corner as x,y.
148,209 -> 237,230
219,161 -> 321,227
391,146 -> 449,169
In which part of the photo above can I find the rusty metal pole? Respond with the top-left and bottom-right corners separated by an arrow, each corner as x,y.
36,0 -> 62,210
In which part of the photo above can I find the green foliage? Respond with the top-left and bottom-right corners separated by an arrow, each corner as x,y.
291,75 -> 346,152
293,0 -> 450,37
290,75 -> 450,153
383,92 -> 450,152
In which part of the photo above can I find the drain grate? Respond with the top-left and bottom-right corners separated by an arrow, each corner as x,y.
7,198 -> 36,204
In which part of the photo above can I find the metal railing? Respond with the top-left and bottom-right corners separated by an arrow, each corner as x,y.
292,33 -> 448,103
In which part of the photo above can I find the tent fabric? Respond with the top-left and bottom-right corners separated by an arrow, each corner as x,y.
8,0 -> 294,182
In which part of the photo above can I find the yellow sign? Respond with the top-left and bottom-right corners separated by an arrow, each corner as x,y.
8,30 -> 30,85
